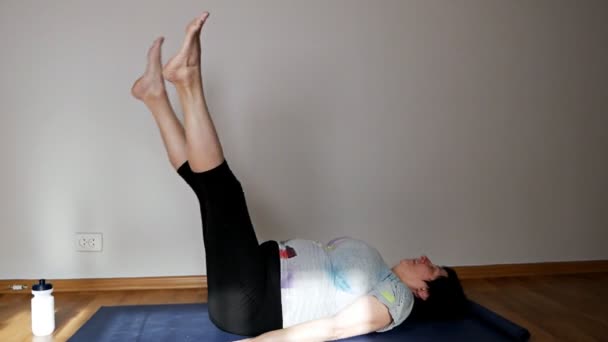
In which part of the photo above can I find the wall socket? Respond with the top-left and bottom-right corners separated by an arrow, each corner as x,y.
75,233 -> 103,252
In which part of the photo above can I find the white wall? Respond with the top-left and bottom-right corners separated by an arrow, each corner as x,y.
1,0 -> 606,279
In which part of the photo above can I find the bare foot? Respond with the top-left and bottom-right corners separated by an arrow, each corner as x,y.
163,12 -> 210,87
131,37 -> 166,101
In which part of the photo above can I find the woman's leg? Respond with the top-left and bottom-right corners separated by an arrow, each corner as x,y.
163,12 -> 224,173
131,37 -> 188,170
160,13 -> 282,335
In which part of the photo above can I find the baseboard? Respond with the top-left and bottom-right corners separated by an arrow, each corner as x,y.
0,276 -> 206,294
2,260 -> 607,294
452,260 -> 608,279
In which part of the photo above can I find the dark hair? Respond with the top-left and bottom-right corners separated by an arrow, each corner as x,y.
408,266 -> 469,321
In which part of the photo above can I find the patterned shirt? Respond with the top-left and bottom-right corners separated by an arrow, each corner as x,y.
278,236 -> 414,331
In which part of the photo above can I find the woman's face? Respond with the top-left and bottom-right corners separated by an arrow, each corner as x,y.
395,255 -> 447,300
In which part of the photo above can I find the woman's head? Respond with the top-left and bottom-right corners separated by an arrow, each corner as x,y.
392,256 -> 468,320
392,255 -> 447,299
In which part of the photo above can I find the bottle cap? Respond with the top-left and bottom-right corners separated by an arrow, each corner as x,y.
32,279 -> 53,291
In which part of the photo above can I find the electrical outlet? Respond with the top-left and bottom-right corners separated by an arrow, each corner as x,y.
75,233 -> 103,252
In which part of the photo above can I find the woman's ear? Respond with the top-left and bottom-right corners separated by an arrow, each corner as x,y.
415,288 -> 430,301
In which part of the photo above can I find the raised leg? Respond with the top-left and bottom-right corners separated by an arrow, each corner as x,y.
152,13 -> 283,335
131,37 -> 188,170
163,12 -> 224,173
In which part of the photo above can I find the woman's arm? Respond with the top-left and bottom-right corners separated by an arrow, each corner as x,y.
242,295 -> 392,342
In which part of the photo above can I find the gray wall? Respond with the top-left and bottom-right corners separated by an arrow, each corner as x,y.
1,0 -> 606,279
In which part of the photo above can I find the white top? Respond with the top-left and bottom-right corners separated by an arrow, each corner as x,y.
278,236 -> 414,331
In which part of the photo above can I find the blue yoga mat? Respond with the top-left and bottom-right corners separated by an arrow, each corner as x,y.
68,301 -> 530,341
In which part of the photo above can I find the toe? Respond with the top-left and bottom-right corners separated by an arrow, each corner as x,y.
200,12 -> 210,23
186,18 -> 202,35
146,37 -> 164,71
186,12 -> 209,35
179,14 -> 206,53
147,37 -> 164,57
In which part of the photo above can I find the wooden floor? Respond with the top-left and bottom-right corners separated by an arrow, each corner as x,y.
1,273 -> 607,341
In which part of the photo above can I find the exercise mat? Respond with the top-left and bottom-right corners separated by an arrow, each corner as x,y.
68,301 -> 530,341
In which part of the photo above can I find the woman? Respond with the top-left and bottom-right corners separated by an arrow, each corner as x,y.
131,12 -> 467,341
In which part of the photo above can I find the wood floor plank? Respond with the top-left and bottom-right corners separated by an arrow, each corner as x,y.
464,289 -> 558,341
1,274 -> 606,341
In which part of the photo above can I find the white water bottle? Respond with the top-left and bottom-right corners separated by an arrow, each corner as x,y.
31,279 -> 55,336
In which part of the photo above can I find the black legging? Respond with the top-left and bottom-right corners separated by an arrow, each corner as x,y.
177,160 -> 282,336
